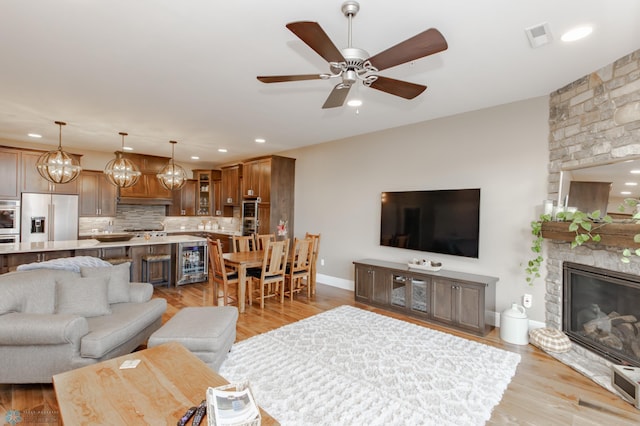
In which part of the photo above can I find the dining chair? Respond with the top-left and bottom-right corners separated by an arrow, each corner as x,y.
305,232 -> 321,295
232,234 -> 256,253
248,239 -> 289,309
282,237 -> 314,301
254,233 -> 276,251
208,238 -> 250,307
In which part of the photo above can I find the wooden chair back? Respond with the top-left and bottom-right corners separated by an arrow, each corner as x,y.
250,239 -> 289,309
305,232 -> 321,295
254,233 -> 276,251
232,235 -> 256,253
208,238 -> 242,306
283,237 -> 314,300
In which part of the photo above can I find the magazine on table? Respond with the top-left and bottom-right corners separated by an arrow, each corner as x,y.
208,385 -> 260,425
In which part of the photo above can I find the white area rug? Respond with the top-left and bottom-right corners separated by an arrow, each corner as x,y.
219,305 -> 521,426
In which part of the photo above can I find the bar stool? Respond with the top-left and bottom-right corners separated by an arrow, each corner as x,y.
142,254 -> 172,287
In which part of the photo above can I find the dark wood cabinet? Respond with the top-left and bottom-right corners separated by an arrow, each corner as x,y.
168,179 -> 197,216
2,250 -> 74,273
21,150 -> 79,194
353,259 -> 497,336
192,170 -> 221,216
78,170 -> 117,217
221,164 -> 241,207
0,147 -> 21,199
117,152 -> 172,202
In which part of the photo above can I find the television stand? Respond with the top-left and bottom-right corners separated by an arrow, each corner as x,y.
353,259 -> 498,336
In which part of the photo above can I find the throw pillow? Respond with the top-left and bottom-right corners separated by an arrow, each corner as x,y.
80,262 -> 131,304
56,276 -> 111,317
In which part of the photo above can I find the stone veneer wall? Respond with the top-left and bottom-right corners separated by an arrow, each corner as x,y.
546,49 -> 640,329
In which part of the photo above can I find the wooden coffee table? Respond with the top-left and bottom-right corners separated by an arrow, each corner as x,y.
53,342 -> 278,425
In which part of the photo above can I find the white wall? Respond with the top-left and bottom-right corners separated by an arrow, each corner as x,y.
283,96 -> 550,322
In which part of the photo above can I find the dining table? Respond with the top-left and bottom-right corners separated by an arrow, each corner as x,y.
222,250 -> 265,313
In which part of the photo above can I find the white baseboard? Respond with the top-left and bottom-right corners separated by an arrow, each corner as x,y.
317,274 -> 354,291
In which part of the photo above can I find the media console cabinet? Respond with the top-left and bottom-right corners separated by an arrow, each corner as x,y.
353,259 -> 498,336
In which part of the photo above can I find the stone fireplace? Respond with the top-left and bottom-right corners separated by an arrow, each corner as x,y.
544,49 -> 640,390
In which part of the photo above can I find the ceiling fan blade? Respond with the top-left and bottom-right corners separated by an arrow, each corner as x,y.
367,28 -> 448,72
367,76 -> 427,99
286,21 -> 346,63
322,84 -> 351,109
257,74 -> 324,83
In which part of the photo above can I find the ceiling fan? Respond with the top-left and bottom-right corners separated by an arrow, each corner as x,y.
257,1 -> 448,109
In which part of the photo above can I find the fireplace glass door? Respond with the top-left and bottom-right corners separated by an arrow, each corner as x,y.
563,262 -> 640,367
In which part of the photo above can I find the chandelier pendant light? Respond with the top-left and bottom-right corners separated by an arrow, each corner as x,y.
104,132 -> 142,188
157,140 -> 187,190
36,121 -> 82,184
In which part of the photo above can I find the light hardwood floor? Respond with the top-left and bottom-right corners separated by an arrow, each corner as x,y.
2,280 -> 640,425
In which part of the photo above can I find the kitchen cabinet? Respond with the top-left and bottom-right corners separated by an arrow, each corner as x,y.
192,169 -> 221,216
2,250 -> 74,273
212,177 -> 222,216
78,170 -> 117,217
221,164 -> 242,207
168,179 -> 196,216
241,155 -> 295,236
353,259 -> 497,336
75,246 -> 127,260
117,152 -> 172,203
21,150 -> 80,194
0,147 -> 21,199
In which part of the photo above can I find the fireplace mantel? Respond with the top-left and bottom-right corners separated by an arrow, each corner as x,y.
541,221 -> 640,248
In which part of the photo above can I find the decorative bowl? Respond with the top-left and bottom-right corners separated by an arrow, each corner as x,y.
407,260 -> 443,272
94,233 -> 134,243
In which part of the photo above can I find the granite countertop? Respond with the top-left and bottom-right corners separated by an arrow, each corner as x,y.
0,235 -> 208,255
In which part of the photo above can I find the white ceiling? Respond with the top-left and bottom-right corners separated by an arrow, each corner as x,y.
0,1 -> 638,167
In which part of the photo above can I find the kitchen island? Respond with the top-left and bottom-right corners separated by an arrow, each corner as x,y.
0,235 -> 209,286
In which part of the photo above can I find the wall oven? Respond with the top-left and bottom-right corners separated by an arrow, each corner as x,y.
0,200 -> 20,238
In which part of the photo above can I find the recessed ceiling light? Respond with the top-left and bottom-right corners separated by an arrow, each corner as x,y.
621,191 -> 632,195
123,146 -> 133,151
28,133 -> 42,138
218,148 -> 227,153
625,182 -> 638,186
347,99 -> 363,107
561,26 -> 593,42
255,138 -> 266,144
191,156 -> 200,160
631,169 -> 640,174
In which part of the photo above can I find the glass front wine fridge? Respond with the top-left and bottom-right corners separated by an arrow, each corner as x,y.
176,241 -> 208,285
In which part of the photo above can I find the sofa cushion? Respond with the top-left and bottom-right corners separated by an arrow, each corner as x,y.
56,276 -> 112,317
17,256 -> 112,272
0,269 -> 78,314
81,299 -> 167,358
81,262 -> 131,304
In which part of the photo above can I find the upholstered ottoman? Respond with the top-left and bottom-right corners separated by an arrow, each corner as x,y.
147,306 -> 238,371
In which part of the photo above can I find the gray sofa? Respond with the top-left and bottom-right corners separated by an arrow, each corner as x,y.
0,260 -> 167,383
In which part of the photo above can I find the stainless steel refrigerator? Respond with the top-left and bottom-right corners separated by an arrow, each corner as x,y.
21,193 -> 79,243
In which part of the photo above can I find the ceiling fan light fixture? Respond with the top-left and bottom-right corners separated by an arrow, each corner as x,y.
157,140 -> 187,191
35,121 -> 82,184
104,132 -> 142,188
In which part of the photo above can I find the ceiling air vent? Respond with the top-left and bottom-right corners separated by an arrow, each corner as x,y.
525,22 -> 552,48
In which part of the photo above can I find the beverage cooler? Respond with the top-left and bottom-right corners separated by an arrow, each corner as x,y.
176,241 -> 208,285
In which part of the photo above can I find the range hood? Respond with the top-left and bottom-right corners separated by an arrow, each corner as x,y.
117,196 -> 172,206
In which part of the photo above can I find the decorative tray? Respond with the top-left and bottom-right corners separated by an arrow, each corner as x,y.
408,261 -> 443,272
94,233 -> 134,243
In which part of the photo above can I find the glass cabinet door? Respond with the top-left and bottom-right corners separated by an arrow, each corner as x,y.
411,279 -> 429,314
391,275 -> 407,307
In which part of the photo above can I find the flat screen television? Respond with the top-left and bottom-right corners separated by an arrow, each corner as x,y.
380,188 -> 480,258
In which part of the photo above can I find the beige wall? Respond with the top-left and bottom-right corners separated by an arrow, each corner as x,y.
283,96 -> 550,322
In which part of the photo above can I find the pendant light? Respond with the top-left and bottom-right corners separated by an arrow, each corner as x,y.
36,121 -> 82,184
157,140 -> 187,190
103,132 -> 141,188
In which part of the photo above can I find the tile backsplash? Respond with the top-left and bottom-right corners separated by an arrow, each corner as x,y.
79,204 -> 239,235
